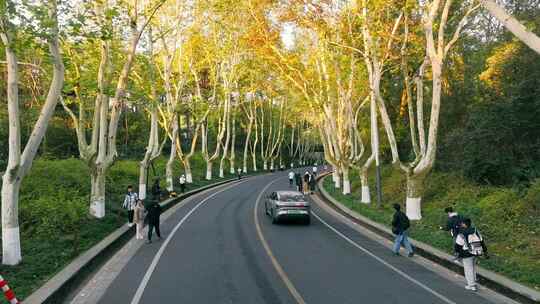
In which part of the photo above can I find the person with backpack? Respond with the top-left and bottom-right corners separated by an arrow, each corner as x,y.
391,203 -> 414,257
440,206 -> 464,239
122,185 -> 138,227
454,218 -> 489,291
146,199 -> 162,244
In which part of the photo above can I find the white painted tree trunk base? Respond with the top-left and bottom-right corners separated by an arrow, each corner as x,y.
186,173 -> 193,184
90,199 -> 105,219
361,186 -> 371,204
263,163 -> 268,170
219,168 -> 224,178
342,180 -> 351,195
406,197 -> 422,220
2,226 -> 21,265
243,166 -> 248,174
139,184 -> 147,200
206,168 -> 212,180
334,176 -> 341,189
166,177 -> 173,192
230,167 -> 235,174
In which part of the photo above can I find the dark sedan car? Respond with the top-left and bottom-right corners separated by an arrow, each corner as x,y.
264,190 -> 311,225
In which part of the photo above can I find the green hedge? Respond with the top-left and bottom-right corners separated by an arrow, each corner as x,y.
323,167 -> 540,290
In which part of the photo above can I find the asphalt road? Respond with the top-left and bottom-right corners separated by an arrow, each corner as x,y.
96,171 -> 508,304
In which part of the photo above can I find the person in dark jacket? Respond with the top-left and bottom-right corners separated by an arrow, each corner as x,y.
440,206 -> 464,239
308,173 -> 317,193
391,204 -> 414,257
146,200 -> 162,243
295,172 -> 303,193
151,178 -> 161,201
454,218 -> 488,291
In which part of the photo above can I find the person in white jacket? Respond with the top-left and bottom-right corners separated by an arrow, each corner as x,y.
288,171 -> 295,187
179,174 -> 186,193
122,185 -> 138,227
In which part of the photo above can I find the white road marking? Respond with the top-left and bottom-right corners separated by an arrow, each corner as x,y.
254,177 -> 307,304
312,211 -> 457,304
130,180 -> 251,304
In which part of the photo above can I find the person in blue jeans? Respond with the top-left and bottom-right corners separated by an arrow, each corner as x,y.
391,203 -> 414,257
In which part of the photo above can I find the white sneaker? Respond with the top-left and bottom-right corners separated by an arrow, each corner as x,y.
465,285 -> 477,292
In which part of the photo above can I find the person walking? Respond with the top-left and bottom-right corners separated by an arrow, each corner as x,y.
122,185 -> 138,227
309,173 -> 317,193
146,199 -> 162,243
237,168 -> 242,180
133,200 -> 146,240
303,171 -> 310,195
151,178 -> 161,201
295,171 -> 303,193
391,203 -> 414,257
312,165 -> 318,176
179,174 -> 186,193
288,170 -> 295,187
454,218 -> 488,292
440,206 -> 464,239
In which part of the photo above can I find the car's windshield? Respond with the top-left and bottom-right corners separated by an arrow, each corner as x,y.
280,194 -> 304,201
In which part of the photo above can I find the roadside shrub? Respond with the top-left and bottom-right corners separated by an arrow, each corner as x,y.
21,189 -> 88,255
524,179 -> 540,213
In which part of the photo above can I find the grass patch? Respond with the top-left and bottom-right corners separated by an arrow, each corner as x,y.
322,167 -> 540,290
1,155 -> 262,301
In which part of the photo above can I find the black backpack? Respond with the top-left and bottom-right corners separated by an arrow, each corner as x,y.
401,212 -> 411,231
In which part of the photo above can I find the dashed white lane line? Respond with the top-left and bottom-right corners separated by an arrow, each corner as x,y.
130,180 -> 251,304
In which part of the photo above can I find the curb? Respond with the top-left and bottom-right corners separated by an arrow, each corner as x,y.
23,175 -> 259,304
316,173 -> 540,304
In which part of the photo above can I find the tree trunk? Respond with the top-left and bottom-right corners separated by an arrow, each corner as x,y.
405,174 -> 425,220
139,165 -> 148,200
342,166 -> 351,195
263,160 -> 268,171
90,168 -> 106,218
165,145 -> 175,192
333,167 -> 341,189
183,157 -> 193,183
219,158 -> 226,178
243,118 -> 252,173
481,0 -> 540,55
206,161 -> 213,180
360,166 -> 370,204
1,177 -> 22,265
270,159 -> 275,171
252,151 -> 258,171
